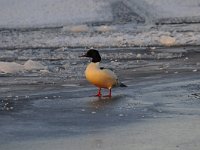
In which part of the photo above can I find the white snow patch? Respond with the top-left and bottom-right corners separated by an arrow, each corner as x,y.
159,35 -> 176,46
62,25 -> 90,33
24,60 -> 46,71
1,28 -> 200,48
95,25 -> 116,32
0,60 -> 47,74
0,62 -> 24,73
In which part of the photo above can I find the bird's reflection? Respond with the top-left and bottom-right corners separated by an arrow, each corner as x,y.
88,94 -> 124,109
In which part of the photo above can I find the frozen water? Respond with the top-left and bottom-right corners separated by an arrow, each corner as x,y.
1,63 -> 200,150
0,47 -> 200,150
1,1 -> 200,149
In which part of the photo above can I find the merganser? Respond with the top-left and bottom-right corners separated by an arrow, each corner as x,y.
80,49 -> 126,97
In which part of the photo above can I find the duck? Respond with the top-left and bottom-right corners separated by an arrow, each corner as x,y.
80,49 -> 126,97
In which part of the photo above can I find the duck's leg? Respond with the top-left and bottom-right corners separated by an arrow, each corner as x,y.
103,89 -> 112,97
95,88 -> 102,97
109,89 -> 112,97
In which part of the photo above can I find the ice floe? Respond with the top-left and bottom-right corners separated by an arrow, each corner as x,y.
0,60 -> 47,74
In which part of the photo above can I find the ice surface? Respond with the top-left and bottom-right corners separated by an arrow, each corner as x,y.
0,46 -> 199,79
1,116 -> 200,150
1,67 -> 200,150
0,47 -> 200,150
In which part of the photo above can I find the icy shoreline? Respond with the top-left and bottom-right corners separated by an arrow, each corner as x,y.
1,23 -> 200,49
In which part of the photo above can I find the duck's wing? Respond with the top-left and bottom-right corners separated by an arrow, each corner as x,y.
99,67 -> 118,80
100,67 -> 127,87
100,67 -> 114,71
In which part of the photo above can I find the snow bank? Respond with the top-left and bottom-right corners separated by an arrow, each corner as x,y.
0,62 -> 24,73
95,25 -> 116,32
1,27 -> 200,48
0,0 -> 200,48
159,35 -> 176,46
0,60 -> 47,74
62,25 -> 89,33
24,60 -> 47,71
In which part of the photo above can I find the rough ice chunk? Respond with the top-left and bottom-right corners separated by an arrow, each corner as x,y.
0,62 -> 24,73
0,60 -> 47,74
95,25 -> 116,32
24,60 -> 47,71
62,25 -> 89,33
159,35 -> 176,46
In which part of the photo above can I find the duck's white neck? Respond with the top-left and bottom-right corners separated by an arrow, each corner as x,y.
87,62 -> 100,69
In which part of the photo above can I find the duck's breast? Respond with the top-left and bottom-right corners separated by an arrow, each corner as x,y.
85,63 -> 117,89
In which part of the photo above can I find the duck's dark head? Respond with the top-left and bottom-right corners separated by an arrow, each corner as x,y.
80,49 -> 101,63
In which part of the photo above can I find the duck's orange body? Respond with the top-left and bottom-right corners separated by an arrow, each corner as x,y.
85,62 -> 117,90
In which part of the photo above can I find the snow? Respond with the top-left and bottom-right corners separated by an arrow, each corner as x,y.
0,62 -> 24,73
62,25 -> 89,33
1,0 -> 200,28
0,60 -> 47,73
0,0 -> 200,48
145,0 -> 200,18
0,0 -> 112,28
1,26 -> 200,48
95,25 -> 116,32
24,60 -> 47,71
159,35 -> 176,46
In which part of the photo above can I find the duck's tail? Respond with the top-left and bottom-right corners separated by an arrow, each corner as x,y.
119,82 -> 127,87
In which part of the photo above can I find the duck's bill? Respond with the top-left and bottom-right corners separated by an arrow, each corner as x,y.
79,54 -> 87,57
